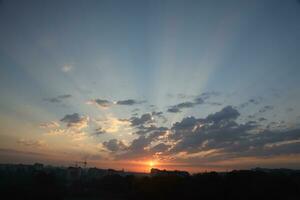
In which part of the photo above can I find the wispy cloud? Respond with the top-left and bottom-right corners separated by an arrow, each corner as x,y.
167,97 -> 204,113
44,94 -> 72,103
17,139 -> 47,148
39,121 -> 60,129
87,98 -> 146,108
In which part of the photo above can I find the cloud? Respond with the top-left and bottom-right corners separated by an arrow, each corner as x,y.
130,113 -> 154,126
88,98 -> 145,108
60,113 -> 89,130
94,117 -> 131,134
100,105 -> 300,165
61,64 -> 73,72
134,125 -> 168,136
17,139 -> 47,148
44,94 -> 72,103
103,139 -> 127,152
167,107 -> 181,113
116,136 -> 153,159
239,98 -> 261,109
206,105 -> 240,123
199,91 -> 220,100
39,121 -> 60,129
151,111 -> 167,123
259,105 -> 274,113
150,143 -> 170,154
46,128 -> 66,136
116,99 -> 145,106
167,106 -> 300,162
57,94 -> 72,99
111,123 -> 169,159
87,99 -> 112,108
94,127 -> 106,135
167,97 -> 205,113
44,128 -> 88,141
258,117 -> 267,122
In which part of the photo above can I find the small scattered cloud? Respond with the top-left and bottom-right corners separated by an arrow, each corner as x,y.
44,94 -> 72,103
61,64 -> 73,72
199,91 -> 220,100
94,127 -> 106,135
87,99 -> 112,108
167,107 -> 181,113
239,98 -> 261,109
60,113 -> 89,130
167,97 -> 205,113
39,121 -> 60,129
87,98 -> 145,108
116,99 -> 146,106
258,117 -> 267,122
259,105 -> 274,113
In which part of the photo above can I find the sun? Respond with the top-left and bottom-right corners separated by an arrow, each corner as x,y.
148,160 -> 157,168
149,161 -> 154,167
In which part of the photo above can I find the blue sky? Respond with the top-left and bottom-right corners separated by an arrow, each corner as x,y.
0,0 -> 300,172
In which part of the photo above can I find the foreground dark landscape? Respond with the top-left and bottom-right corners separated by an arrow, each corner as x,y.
0,163 -> 300,200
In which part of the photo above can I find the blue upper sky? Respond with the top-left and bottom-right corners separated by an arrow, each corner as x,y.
0,0 -> 300,172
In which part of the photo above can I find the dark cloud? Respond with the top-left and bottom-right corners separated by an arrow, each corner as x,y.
249,98 -> 260,105
259,105 -> 274,113
206,106 -> 240,123
117,129 -> 169,159
258,117 -> 267,121
152,111 -> 163,116
167,107 -> 181,113
167,97 -> 205,113
134,125 -> 168,136
239,98 -> 261,109
194,97 -> 204,104
60,113 -> 89,129
116,99 -> 145,105
88,98 -> 145,108
151,111 -> 167,123
199,91 -> 220,100
166,91 -> 222,113
108,105 -> 300,162
130,113 -> 153,126
248,115 -> 255,119
57,94 -> 72,99
150,143 -> 170,153
112,122 -> 169,159
167,106 -> 300,160
44,94 -> 72,103
103,139 -> 127,152
94,127 -> 106,135
207,102 -> 222,106
91,99 -> 112,107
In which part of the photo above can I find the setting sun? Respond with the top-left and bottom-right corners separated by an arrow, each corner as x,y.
148,161 -> 156,168
149,161 -> 154,167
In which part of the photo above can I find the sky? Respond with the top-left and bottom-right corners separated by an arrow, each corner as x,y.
0,0 -> 300,173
